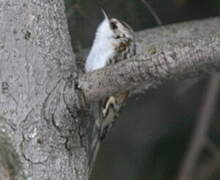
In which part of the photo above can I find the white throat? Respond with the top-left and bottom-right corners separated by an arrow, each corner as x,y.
85,18 -> 115,72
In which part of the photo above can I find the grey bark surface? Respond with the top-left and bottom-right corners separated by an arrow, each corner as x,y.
0,0 -> 88,180
78,17 -> 220,102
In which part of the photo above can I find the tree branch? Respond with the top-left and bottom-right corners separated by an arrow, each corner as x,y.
78,17 -> 220,103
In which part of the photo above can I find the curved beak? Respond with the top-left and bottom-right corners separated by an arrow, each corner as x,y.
101,9 -> 109,21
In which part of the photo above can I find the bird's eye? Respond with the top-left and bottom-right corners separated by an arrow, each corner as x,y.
115,35 -> 120,39
110,22 -> 117,29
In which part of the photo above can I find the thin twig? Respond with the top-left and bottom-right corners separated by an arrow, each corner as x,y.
205,137 -> 220,157
140,0 -> 162,26
176,73 -> 220,180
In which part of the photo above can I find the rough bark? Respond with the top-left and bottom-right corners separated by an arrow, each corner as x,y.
0,0 -> 88,180
78,17 -> 220,103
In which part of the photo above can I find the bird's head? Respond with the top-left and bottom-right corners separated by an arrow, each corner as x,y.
95,10 -> 134,42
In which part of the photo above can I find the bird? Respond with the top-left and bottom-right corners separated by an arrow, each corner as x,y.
85,10 -> 136,72
85,9 -> 136,140
85,9 -> 136,175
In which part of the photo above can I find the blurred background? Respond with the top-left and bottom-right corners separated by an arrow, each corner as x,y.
64,0 -> 220,180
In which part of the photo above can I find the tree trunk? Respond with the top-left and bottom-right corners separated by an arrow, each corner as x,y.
0,0 -> 88,179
